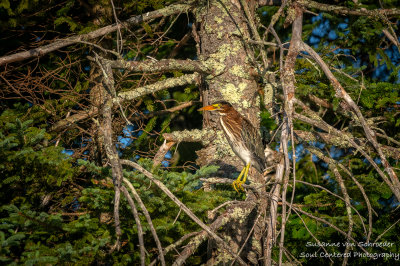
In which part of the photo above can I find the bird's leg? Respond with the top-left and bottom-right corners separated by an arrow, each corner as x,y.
233,166 -> 246,192
232,163 -> 250,192
240,163 -> 250,190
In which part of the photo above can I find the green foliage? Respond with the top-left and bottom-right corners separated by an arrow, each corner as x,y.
1,0 -> 400,264
0,107 -> 234,264
0,108 -> 75,205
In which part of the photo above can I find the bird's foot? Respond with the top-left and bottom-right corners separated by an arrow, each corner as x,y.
232,179 -> 245,192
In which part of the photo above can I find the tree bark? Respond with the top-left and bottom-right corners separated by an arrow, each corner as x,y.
194,0 -> 267,263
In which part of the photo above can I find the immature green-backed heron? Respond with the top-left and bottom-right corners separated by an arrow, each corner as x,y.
199,101 -> 266,192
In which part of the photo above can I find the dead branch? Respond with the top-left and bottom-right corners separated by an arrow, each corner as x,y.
0,3 -> 193,66
301,42 -> 400,197
106,58 -> 210,73
120,186 -> 146,266
293,111 -> 400,201
115,73 -> 200,102
153,139 -> 176,168
293,130 -> 400,160
120,159 -> 248,266
149,232 -> 200,266
276,3 -> 303,265
123,178 -> 166,266
96,56 -> 123,251
258,0 -> 400,17
163,129 -> 213,143
172,202 -> 256,266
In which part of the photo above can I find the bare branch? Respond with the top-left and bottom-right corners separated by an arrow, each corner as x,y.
298,0 -> 400,18
278,4 -> 303,265
293,130 -> 400,160
383,29 -> 400,52
106,58 -> 210,73
258,0 -> 400,17
301,42 -> 400,197
153,139 -> 176,168
120,159 -> 248,266
123,178 -> 166,266
120,186 -> 146,266
172,202 -> 255,266
115,73 -> 200,102
149,232 -> 200,266
163,129 -> 213,143
293,111 -> 400,201
0,3 -> 193,66
96,56 -> 123,251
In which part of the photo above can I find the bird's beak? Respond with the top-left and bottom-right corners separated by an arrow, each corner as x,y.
198,105 -> 217,111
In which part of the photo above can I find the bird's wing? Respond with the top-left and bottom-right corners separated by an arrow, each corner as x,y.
241,118 -> 266,172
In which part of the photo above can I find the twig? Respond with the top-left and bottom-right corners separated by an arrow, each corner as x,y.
291,204 -> 371,255
120,186 -> 146,266
149,232 -> 200,266
301,42 -> 400,201
123,178 -> 166,266
0,3 -> 193,66
291,207 -> 334,264
110,0 -> 123,54
374,218 -> 400,243
120,159 -> 248,266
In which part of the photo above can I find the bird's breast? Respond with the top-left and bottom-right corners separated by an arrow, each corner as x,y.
219,117 -> 251,164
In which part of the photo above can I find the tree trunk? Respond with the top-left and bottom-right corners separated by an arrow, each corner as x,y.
195,0 -> 267,263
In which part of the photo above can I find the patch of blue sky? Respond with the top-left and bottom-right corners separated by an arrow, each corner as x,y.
161,160 -> 169,167
328,30 -> 338,41
309,36 -> 321,46
288,143 -> 304,163
262,11 -> 268,16
295,68 -> 309,74
84,66 -> 91,71
390,200 -> 399,208
165,151 -> 172,159
71,197 -> 80,211
337,22 -> 348,30
312,19 -> 330,38
330,146 -> 344,159
62,149 -> 74,156
372,63 -> 389,81
123,124 -> 136,137
322,173 -> 330,180
333,48 -> 351,55
310,141 -> 325,149
117,135 -> 132,149
311,13 -> 323,23
320,162 -> 328,168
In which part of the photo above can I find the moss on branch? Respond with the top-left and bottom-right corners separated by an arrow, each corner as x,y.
115,73 -> 200,102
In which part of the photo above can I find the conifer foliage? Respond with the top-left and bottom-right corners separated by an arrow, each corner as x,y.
1,0 -> 400,264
